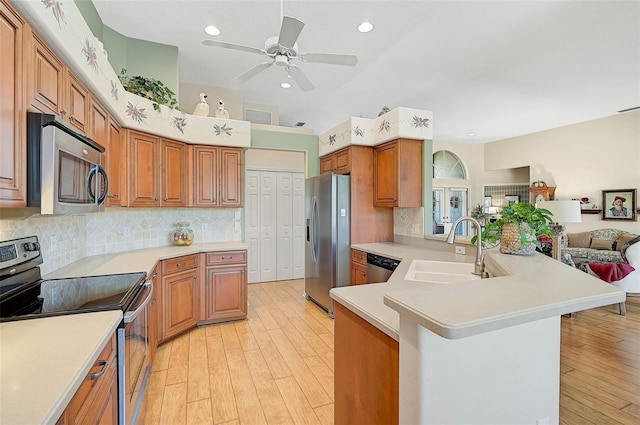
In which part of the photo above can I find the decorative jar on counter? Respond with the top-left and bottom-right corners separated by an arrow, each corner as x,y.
171,222 -> 194,246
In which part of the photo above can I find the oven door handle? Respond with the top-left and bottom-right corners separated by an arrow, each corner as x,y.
124,280 -> 153,324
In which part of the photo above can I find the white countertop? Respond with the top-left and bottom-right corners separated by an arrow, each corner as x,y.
44,241 -> 248,279
2,242 -> 248,425
330,242 -> 625,340
0,310 -> 122,425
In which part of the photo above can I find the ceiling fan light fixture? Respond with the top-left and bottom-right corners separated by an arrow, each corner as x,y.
357,22 -> 374,33
204,25 -> 221,36
281,82 -> 291,89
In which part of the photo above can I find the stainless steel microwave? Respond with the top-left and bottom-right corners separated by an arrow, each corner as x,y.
27,112 -> 108,214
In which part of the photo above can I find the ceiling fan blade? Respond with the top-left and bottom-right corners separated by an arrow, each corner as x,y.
233,62 -> 274,83
202,39 -> 266,55
288,67 -> 315,91
278,16 -> 304,49
302,53 -> 358,66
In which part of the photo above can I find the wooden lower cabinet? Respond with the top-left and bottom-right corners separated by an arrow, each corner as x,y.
56,334 -> 118,425
201,250 -> 247,324
350,249 -> 368,285
161,255 -> 199,340
334,302 -> 399,425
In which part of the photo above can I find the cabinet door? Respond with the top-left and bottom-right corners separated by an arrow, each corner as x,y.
320,155 -> 334,174
161,139 -> 186,207
105,118 -> 123,206
373,141 -> 399,207
30,31 -> 64,115
128,130 -> 160,207
89,98 -> 108,148
65,71 -> 89,133
162,268 -> 199,339
220,147 -> 243,207
193,145 -> 218,207
204,265 -> 247,323
334,148 -> 351,174
351,263 -> 368,285
0,0 -> 26,207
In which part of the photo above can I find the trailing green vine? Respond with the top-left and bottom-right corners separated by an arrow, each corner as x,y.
118,68 -> 179,111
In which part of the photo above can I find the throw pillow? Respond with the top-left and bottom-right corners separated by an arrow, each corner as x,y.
616,233 -> 638,251
590,238 -> 615,250
568,232 -> 591,248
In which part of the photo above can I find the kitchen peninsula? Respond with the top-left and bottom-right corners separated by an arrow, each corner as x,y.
331,242 -> 625,425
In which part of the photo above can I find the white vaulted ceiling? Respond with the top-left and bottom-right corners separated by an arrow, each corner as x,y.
92,0 -> 640,143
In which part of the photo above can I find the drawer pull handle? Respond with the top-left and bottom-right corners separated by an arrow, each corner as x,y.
90,360 -> 108,380
176,263 -> 181,267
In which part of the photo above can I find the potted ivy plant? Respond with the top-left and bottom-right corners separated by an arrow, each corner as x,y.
471,202 -> 554,255
118,68 -> 179,111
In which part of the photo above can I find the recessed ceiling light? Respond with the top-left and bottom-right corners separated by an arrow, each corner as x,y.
204,25 -> 220,36
468,133 -> 476,136
357,22 -> 373,33
281,82 -> 291,89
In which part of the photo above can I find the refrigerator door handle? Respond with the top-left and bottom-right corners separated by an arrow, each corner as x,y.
311,196 -> 319,263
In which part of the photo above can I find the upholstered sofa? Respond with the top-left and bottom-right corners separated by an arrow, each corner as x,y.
559,228 -> 638,265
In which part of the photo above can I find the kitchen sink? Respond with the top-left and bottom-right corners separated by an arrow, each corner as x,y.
404,260 -> 482,283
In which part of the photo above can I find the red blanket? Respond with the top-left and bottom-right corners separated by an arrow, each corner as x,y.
588,262 -> 635,283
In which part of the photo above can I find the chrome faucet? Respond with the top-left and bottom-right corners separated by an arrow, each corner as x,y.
446,216 -> 484,276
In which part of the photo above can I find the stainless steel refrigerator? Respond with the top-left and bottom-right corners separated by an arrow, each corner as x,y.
304,173 -> 351,318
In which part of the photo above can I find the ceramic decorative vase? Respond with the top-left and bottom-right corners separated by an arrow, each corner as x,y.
171,222 -> 194,246
500,222 -> 536,255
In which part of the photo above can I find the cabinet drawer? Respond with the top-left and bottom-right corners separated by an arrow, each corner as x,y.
207,250 -> 247,266
163,254 -> 198,274
351,249 -> 367,265
72,334 -> 116,421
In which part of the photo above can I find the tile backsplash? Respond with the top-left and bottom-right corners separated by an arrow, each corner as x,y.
394,207 -> 424,237
0,208 -> 241,275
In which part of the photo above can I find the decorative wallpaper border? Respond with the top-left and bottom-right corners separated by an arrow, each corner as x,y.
15,0 -> 250,147
319,107 -> 433,156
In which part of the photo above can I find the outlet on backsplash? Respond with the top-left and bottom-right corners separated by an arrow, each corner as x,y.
202,223 -> 208,231
50,235 -> 57,252
411,224 -> 420,235
123,226 -> 131,237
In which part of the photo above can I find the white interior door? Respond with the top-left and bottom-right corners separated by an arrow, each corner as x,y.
433,187 -> 469,236
246,169 -> 305,283
276,173 -> 293,280
246,170 -> 261,283
260,171 -> 277,281
292,173 -> 305,279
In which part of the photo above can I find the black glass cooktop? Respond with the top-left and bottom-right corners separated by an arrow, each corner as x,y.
0,271 -> 147,321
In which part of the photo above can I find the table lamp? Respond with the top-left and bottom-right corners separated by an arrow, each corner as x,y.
536,200 -> 582,259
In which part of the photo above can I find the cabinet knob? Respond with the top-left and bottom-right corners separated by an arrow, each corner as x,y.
60,109 -> 67,116
176,263 -> 181,267
164,198 -> 167,201
154,197 -> 158,202
193,274 -> 197,280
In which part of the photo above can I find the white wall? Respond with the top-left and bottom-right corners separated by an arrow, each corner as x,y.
484,110 -> 640,233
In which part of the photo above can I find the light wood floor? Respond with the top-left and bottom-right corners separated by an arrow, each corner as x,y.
144,280 -> 640,425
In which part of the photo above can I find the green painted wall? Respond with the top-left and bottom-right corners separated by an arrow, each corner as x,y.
250,130 -> 320,177
73,0 -> 179,95
73,0 -> 102,39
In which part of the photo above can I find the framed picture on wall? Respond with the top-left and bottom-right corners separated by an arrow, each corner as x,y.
602,189 -> 637,221
505,195 -> 520,206
483,197 -> 492,210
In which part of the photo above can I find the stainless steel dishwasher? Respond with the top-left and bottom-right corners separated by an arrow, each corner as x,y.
366,253 -> 399,283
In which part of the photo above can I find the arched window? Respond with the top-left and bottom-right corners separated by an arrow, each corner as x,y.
433,150 -> 466,179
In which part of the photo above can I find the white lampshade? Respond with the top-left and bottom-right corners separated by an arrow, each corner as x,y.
536,200 -> 582,223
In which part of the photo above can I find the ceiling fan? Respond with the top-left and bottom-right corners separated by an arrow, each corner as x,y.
202,15 -> 358,91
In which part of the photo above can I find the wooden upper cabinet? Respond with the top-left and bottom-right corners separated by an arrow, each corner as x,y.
320,155 -> 334,174
127,130 -> 160,207
193,146 -> 243,207
194,145 -> 218,207
0,0 -> 26,207
105,118 -> 124,206
220,147 -> 243,207
65,71 -> 89,133
373,139 -> 423,208
88,98 -> 107,147
320,147 -> 351,175
29,30 -> 64,116
161,138 -> 186,207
